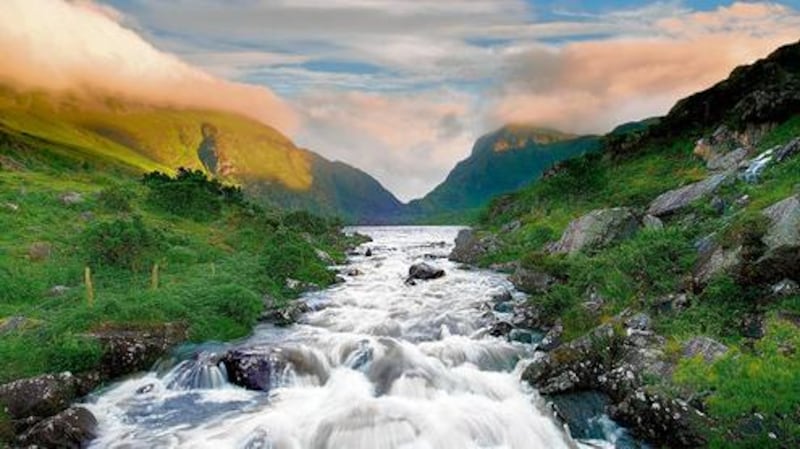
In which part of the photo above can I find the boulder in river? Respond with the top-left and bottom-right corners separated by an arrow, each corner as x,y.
17,406 -> 97,449
407,263 -> 445,282
548,207 -> 640,254
223,345 -> 329,392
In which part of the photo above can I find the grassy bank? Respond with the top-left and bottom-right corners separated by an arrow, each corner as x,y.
0,132 -> 360,384
471,116 -> 800,447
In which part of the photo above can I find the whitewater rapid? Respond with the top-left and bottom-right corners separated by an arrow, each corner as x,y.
83,226 -> 625,449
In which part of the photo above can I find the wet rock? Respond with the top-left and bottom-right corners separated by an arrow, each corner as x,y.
492,301 -> 514,314
365,248 -> 373,257
609,390 -> 708,448
17,406 -> 97,449
260,296 -> 310,326
407,262 -> 445,282
314,249 -> 334,265
91,323 -> 188,378
448,229 -> 498,264
509,267 -> 556,294
537,322 -> 563,352
28,241 -> 52,262
642,214 -> 664,230
510,303 -> 544,330
223,345 -> 328,392
343,268 -> 362,277
682,336 -> 728,363
490,289 -> 513,303
509,329 -> 535,344
0,372 -> 96,422
59,192 -> 83,205
488,321 -> 514,338
548,207 -> 639,254
647,173 -> 729,217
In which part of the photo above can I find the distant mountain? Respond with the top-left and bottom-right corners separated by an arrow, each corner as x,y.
404,125 -> 600,218
0,84 -> 401,223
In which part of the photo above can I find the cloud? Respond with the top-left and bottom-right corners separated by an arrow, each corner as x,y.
488,2 -> 800,133
293,90 -> 477,201
0,0 -> 298,133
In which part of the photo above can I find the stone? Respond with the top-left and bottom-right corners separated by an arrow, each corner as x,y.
509,329 -> 535,344
223,345 -> 328,392
548,207 -> 639,254
647,173 -> 729,217
314,249 -> 334,265
761,195 -> 800,250
492,301 -> 514,314
642,214 -> 664,230
771,278 -> 799,297
537,322 -> 563,352
17,406 -> 97,449
707,147 -> 749,171
260,295 -> 310,326
682,336 -> 728,363
488,321 -> 514,338
28,241 -> 52,262
49,285 -> 70,297
509,266 -> 556,294
710,196 -> 726,215
650,293 -> 690,314
407,263 -> 445,282
775,137 -> 800,163
490,289 -> 513,303
90,323 -> 188,378
693,242 -> 741,287
448,229 -> 499,264
501,220 -> 522,233
59,192 -> 83,205
625,313 -> 652,332
343,268 -> 362,277
0,372 -> 95,422
0,316 -> 29,335
364,248 -> 373,257
609,390 -> 708,448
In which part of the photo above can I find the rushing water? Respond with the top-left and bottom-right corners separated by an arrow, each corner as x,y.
84,226 -> 632,449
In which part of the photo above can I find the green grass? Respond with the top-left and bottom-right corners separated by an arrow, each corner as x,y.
0,143 -> 357,384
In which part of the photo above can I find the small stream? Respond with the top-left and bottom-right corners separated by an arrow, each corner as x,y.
83,226 -> 637,449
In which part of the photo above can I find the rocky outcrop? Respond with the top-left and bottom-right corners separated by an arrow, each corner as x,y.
0,372 -> 97,424
16,406 -> 97,449
752,195 -> 800,283
406,263 -> 445,283
647,173 -> 730,217
448,229 -> 499,264
522,315 -> 709,447
548,207 -> 639,254
682,336 -> 729,363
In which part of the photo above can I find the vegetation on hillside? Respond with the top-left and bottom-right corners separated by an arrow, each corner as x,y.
0,130 -> 360,384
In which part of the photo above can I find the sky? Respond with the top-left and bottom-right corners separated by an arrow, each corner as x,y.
1,1 -> 799,201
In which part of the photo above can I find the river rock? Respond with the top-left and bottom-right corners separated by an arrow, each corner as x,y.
537,322 -> 563,352
259,296 -> 310,326
488,321 -> 514,338
608,389 -> 708,448
0,372 -> 96,423
509,266 -> 556,294
223,345 -> 328,392
17,406 -> 97,449
448,229 -> 498,264
647,173 -> 729,217
548,208 -> 639,254
407,263 -> 445,282
90,323 -> 188,378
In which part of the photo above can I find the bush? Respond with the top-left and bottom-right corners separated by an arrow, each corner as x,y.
283,210 -> 334,235
98,185 -> 134,212
142,168 -> 244,221
83,216 -> 162,270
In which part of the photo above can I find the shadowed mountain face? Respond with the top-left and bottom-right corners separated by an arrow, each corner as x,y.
0,84 -> 402,223
404,125 -> 601,218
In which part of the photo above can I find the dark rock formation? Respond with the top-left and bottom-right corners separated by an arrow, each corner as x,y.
17,406 -> 97,449
91,323 -> 188,378
448,229 -> 499,264
548,207 -> 640,254
407,263 -> 445,282
509,267 -> 556,294
222,345 -> 328,392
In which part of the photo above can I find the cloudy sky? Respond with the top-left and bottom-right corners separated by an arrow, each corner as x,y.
2,1 -> 799,200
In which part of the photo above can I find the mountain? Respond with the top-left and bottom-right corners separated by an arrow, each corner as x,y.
404,124 -> 600,218
0,84 -> 401,223
452,40 -> 800,448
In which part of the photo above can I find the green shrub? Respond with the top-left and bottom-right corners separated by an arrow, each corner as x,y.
142,168 -> 244,221
283,210 -> 335,236
98,185 -> 134,212
83,216 -> 162,270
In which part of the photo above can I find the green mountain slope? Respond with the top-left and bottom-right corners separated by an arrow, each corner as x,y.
0,84 -> 402,223
458,40 -> 800,448
404,125 -> 600,219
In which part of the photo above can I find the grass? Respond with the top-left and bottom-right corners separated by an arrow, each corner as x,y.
0,140 -> 358,384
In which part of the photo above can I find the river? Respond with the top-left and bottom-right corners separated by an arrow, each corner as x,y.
83,226 -> 635,449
